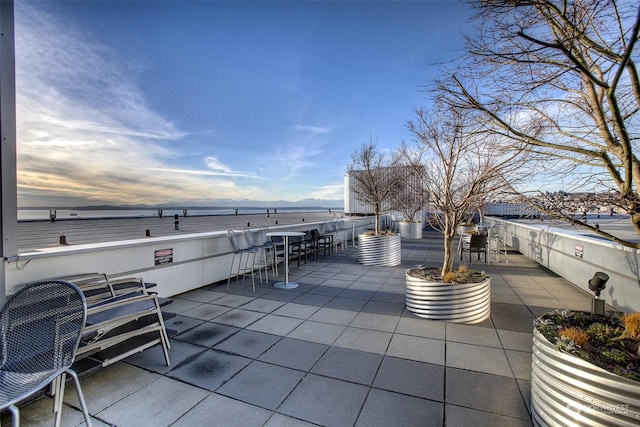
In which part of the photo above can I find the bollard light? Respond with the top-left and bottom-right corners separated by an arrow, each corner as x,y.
588,271 -> 609,316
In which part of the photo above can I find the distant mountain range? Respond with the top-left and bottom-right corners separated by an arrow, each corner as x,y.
21,198 -> 344,210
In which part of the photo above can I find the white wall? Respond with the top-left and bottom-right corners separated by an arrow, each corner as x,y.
3,219 -> 373,298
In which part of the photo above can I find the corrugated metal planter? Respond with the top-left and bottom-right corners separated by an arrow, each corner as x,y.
531,327 -> 640,426
405,272 -> 491,323
398,222 -> 423,239
358,234 -> 401,266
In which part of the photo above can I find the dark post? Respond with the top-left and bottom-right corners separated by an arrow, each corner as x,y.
235,209 -> 238,216
174,214 -> 179,230
145,227 -> 151,237
589,272 -> 609,317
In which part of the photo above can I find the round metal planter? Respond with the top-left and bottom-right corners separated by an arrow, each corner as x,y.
398,222 -> 423,239
531,327 -> 640,426
405,272 -> 491,323
358,234 -> 401,266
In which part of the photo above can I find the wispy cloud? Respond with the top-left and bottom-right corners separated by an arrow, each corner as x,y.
205,155 -> 232,173
308,184 -> 344,200
291,125 -> 332,135
150,167 -> 262,179
14,3 -> 256,206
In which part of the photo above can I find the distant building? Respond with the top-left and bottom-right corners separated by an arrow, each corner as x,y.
344,166 -> 427,218
483,203 -> 542,218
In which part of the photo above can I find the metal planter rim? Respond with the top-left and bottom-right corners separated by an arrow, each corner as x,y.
404,271 -> 491,324
531,326 -> 640,426
358,233 -> 401,266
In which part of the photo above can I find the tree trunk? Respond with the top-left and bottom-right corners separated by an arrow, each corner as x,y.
441,230 -> 456,277
631,211 -> 640,236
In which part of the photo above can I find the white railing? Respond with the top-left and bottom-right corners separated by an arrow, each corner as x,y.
4,218 -> 373,298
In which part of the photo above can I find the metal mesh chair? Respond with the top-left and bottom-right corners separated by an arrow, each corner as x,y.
323,221 -> 345,251
488,223 -> 509,265
0,280 -> 92,427
257,226 -> 279,278
244,227 -> 273,284
335,220 -> 348,250
227,229 -> 257,291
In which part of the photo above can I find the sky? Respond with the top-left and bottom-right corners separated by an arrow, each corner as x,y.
14,0 -> 476,208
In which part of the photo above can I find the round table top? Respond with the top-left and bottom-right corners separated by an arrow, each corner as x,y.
265,231 -> 305,237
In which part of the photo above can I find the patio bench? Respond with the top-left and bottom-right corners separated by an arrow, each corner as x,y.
58,273 -> 174,375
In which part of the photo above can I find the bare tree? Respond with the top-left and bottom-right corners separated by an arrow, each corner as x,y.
402,105 -> 523,276
439,0 -> 640,240
389,165 -> 427,223
346,141 -> 405,235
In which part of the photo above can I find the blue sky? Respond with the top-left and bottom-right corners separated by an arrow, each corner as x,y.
14,0 -> 475,208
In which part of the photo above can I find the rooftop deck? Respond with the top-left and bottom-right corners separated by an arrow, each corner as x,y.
16,212 -> 343,252
6,231 -> 596,426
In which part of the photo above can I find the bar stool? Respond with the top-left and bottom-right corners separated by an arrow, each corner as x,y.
227,229 -> 257,291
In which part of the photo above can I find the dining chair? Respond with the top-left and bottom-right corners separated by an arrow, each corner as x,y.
460,233 -> 488,264
0,280 -> 93,427
303,230 -> 319,261
488,223 -> 509,264
311,229 -> 331,258
287,234 -> 307,267
335,220 -> 348,250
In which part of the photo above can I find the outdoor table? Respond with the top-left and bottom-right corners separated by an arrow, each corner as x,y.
266,231 -> 305,289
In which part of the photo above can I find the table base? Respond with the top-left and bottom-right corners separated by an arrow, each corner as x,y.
274,281 -> 299,289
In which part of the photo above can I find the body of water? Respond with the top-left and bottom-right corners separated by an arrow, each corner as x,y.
18,207 -> 341,221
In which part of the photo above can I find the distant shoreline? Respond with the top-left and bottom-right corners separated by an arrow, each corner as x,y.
18,207 -> 343,222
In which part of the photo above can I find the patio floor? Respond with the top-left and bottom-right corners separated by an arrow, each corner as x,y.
7,231 -> 598,426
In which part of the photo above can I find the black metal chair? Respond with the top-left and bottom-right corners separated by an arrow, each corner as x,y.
0,280 -> 92,427
303,230 -> 319,261
460,233 -> 488,264
288,234 -> 308,267
311,229 -> 332,258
